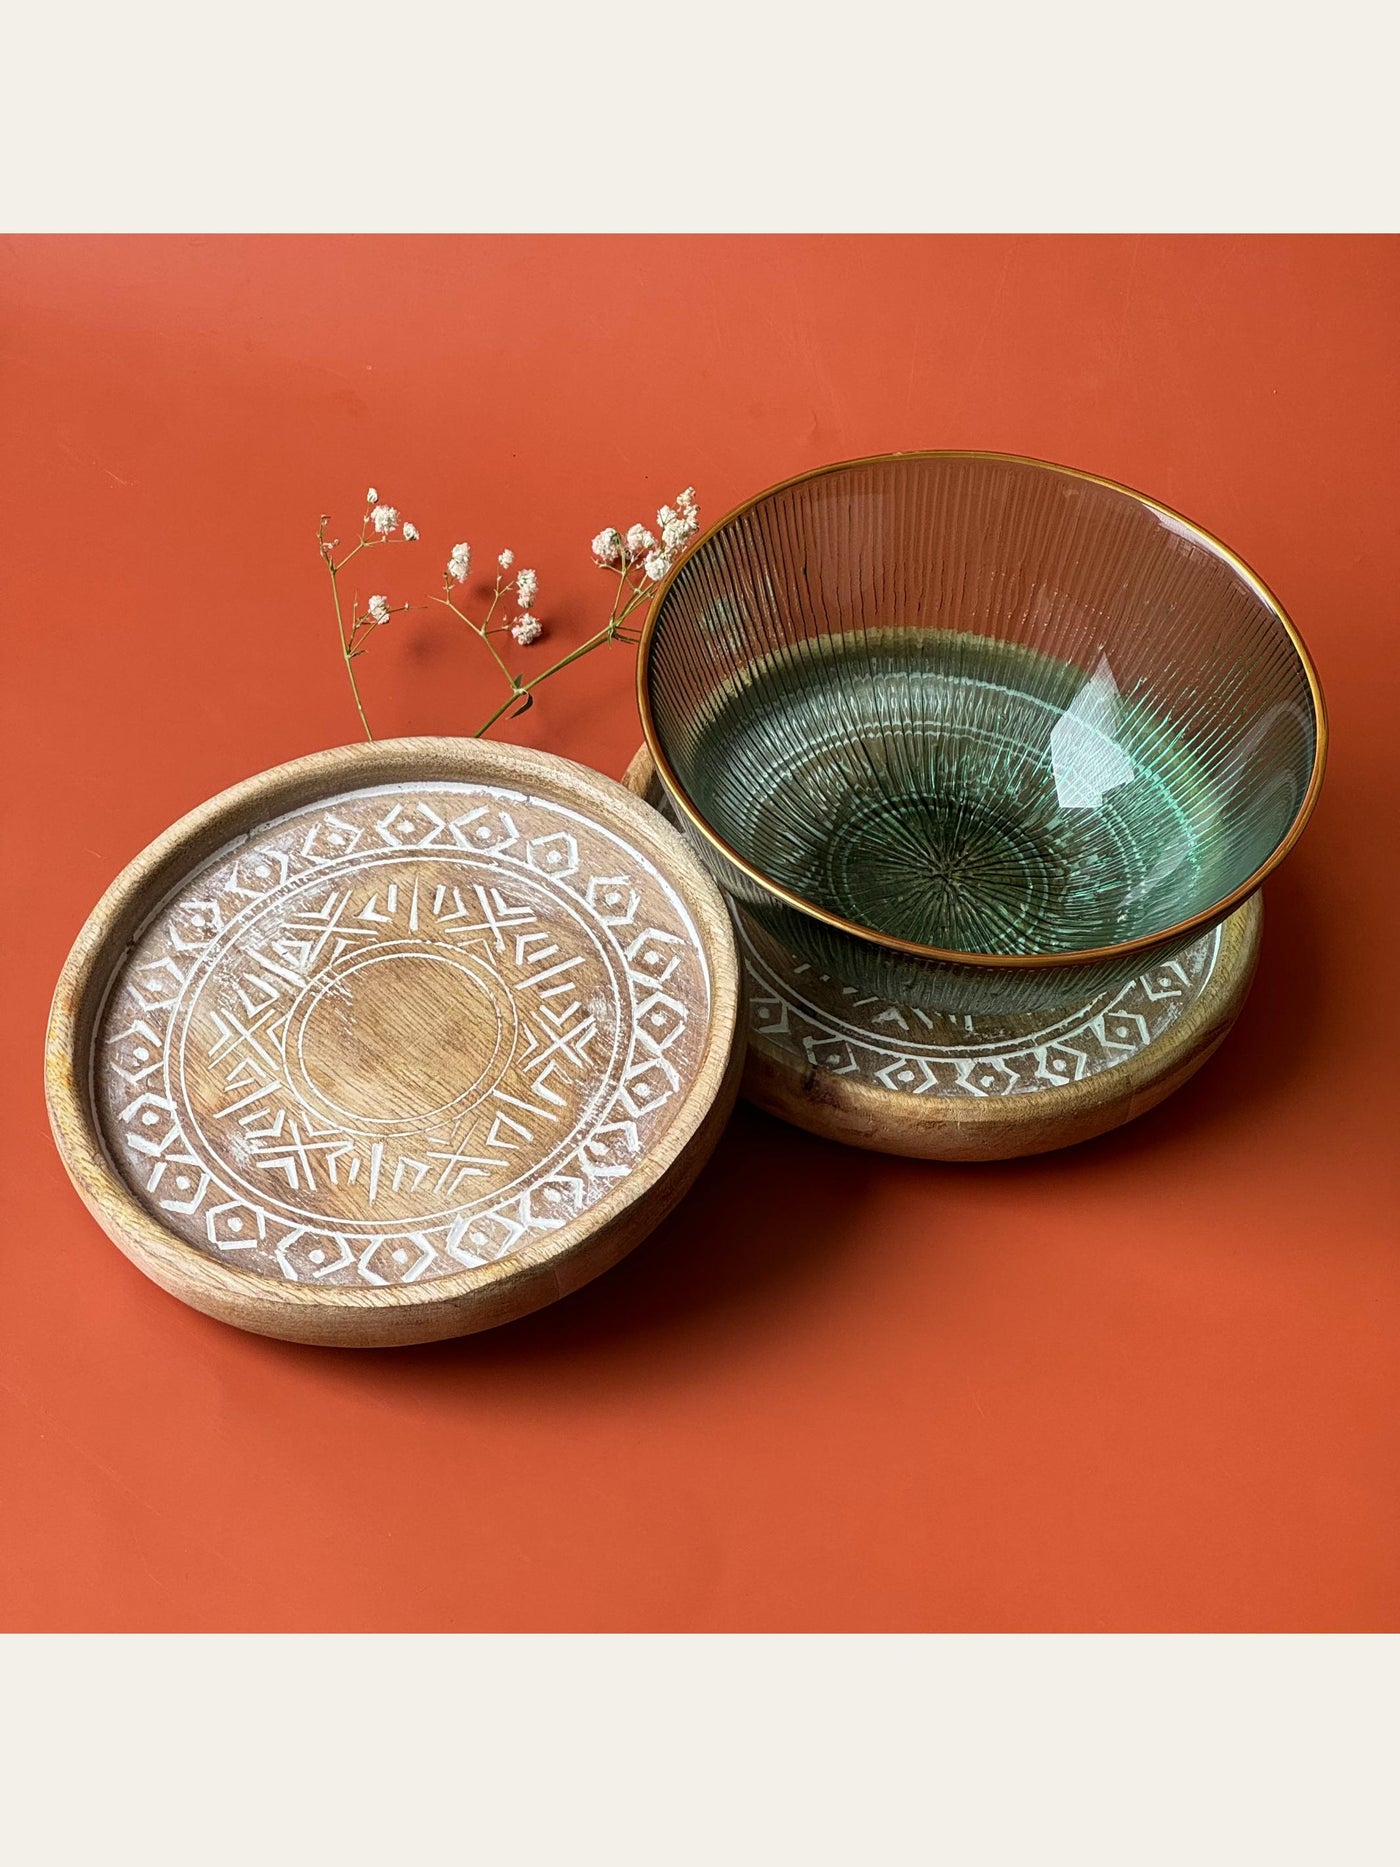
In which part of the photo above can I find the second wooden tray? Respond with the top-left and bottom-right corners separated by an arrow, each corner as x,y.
624,745 -> 1261,1160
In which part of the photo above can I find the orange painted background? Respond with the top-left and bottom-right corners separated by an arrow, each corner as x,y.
3,235 -> 1396,1631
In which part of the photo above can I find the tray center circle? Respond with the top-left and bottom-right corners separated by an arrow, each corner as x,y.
290,942 -> 515,1131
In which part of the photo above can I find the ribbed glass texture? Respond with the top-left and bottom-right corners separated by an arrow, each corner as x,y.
643,454 -> 1322,1014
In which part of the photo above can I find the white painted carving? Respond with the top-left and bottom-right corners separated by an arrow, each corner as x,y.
738,916 -> 1221,1097
97,783 -> 711,1287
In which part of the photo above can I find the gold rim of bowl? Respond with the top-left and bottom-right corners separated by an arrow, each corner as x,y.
636,448 -> 1329,974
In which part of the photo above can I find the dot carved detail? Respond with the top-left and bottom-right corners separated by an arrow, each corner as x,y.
95,784 -> 711,1286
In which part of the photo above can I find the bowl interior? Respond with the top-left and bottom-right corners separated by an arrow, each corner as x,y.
645,455 -> 1320,960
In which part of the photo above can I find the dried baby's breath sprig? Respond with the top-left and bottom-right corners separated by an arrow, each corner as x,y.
318,483 -> 701,741
317,490 -> 423,741
433,545 -> 552,732
589,485 -> 701,641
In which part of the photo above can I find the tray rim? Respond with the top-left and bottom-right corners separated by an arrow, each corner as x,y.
46,737 -> 743,1346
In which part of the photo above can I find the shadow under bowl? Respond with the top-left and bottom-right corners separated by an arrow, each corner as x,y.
639,452 -> 1325,1015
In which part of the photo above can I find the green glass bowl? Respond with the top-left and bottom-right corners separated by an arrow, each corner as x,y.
638,452 -> 1326,1015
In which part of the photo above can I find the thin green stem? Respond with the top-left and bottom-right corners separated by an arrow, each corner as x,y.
439,591 -> 520,691
468,620 -> 616,736
466,563 -> 658,736
327,564 -> 375,742
473,688 -> 534,738
483,577 -> 508,629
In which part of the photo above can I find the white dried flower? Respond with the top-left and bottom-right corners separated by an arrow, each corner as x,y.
591,527 -> 623,565
402,521 -> 419,542
511,615 -> 543,646
626,523 -> 655,556
371,504 -> 399,535
498,548 -> 514,569
659,494 -> 700,553
515,567 -> 538,608
367,594 -> 392,624
367,488 -> 378,505
447,558 -> 468,584
643,549 -> 673,582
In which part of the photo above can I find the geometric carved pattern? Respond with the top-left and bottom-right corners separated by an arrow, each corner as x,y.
739,915 -> 1221,1096
95,782 -> 711,1287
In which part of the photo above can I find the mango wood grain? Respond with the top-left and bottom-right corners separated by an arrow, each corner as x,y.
47,738 -> 742,1346
622,743 -> 1262,1161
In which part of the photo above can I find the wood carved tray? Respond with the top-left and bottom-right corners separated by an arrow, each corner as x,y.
47,740 -> 742,1346
623,746 -> 1261,1161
